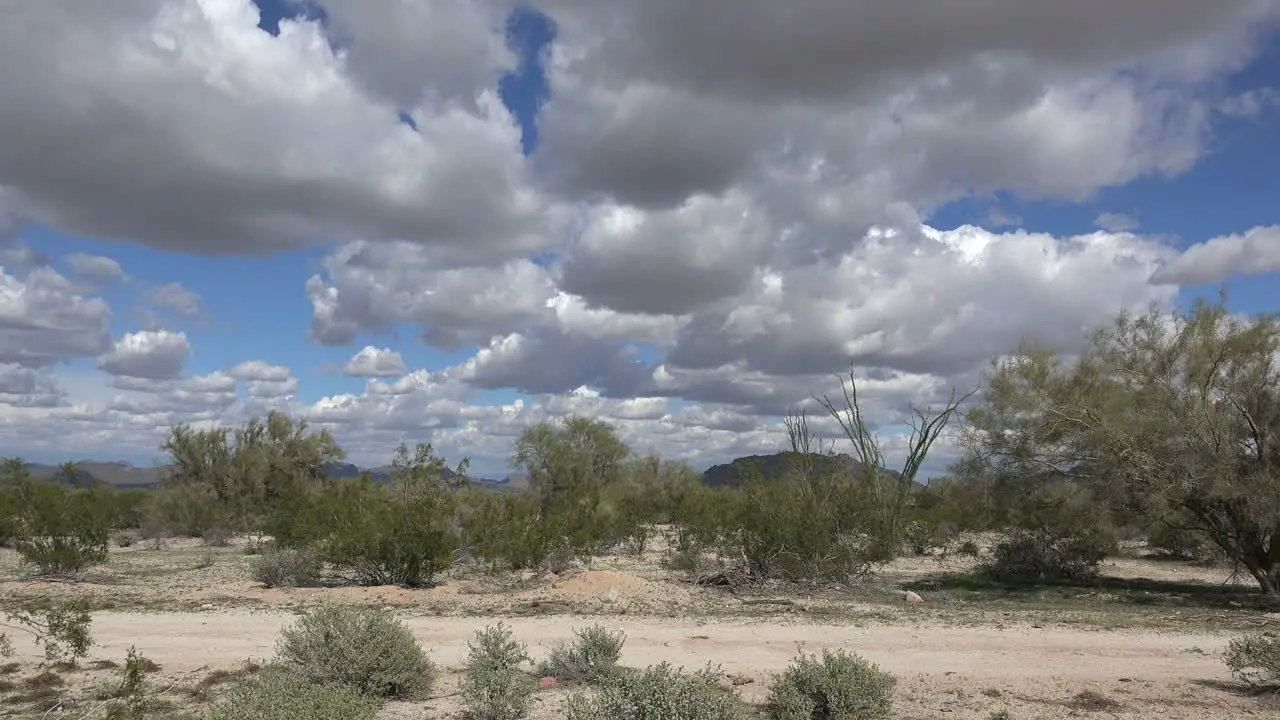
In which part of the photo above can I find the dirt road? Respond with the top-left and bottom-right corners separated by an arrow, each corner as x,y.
12,610 -> 1255,718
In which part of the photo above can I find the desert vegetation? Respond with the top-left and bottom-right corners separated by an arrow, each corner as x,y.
0,300 -> 1277,717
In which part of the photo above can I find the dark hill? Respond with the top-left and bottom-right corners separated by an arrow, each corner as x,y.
700,451 -> 912,489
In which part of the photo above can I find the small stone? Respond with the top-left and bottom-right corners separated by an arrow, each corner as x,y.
904,590 -> 924,604
599,587 -> 619,603
538,677 -> 557,688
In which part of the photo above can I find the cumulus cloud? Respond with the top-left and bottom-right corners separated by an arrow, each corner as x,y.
1152,226 -> 1280,285
0,364 -> 67,408
0,0 -> 547,262
0,265 -> 112,367
97,330 -> 192,380
1,0 -> 1277,475
227,360 -> 291,382
343,346 -> 406,378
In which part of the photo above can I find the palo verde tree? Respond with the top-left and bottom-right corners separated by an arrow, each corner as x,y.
512,415 -> 631,515
160,410 -> 345,532
967,299 -> 1280,595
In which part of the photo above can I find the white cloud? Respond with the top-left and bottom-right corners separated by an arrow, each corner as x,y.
0,0 -> 547,262
343,346 -> 407,378
1,0 -> 1277,476
1152,226 -> 1280,285
97,330 -> 192,380
1095,212 -> 1140,232
146,282 -> 202,316
227,360 -> 291,382
65,252 -> 126,284
0,265 -> 112,367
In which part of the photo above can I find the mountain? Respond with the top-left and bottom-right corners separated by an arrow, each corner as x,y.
699,451 -> 912,489
21,460 -> 528,492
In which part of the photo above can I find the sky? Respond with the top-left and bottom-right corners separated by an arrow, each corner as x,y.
1,0 -> 1279,478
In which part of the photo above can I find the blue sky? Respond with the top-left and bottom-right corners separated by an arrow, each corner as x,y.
1,1 -> 1277,475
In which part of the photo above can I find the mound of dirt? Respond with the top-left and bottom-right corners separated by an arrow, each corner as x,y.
523,569 -> 691,607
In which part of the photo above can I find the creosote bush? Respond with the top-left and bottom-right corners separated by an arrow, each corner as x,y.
462,623 -> 536,720
982,530 -> 1110,585
767,649 -> 895,720
202,666 -> 379,720
1224,632 -> 1280,689
536,625 -> 626,684
275,603 -> 437,699
566,662 -> 745,720
252,545 -> 322,588
0,599 -> 93,665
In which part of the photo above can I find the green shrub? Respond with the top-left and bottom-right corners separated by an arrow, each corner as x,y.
12,482 -> 112,574
462,623 -> 536,720
1224,632 -> 1280,688
144,483 -> 233,540
252,546 -> 322,588
982,530 -> 1110,584
566,662 -> 745,720
1,598 -> 94,665
536,625 -> 626,684
202,666 -> 379,720
275,603 -> 436,699
273,475 -> 458,587
767,649 -> 895,720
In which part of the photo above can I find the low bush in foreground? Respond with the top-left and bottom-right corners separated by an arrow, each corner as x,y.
462,623 -> 536,720
202,666 -> 379,720
275,603 -> 436,699
566,662 -> 745,720
536,625 -> 626,684
1224,632 -> 1280,689
767,649 -> 895,720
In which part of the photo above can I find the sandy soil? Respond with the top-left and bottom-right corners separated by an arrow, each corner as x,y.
5,610 -> 1265,719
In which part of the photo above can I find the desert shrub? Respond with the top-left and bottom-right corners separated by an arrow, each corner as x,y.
676,470 -> 894,586
275,603 -> 436,699
901,520 -> 952,556
461,623 -> 536,720
101,646 -> 154,720
537,625 -> 625,684
566,662 -> 744,720
252,546 -> 322,588
982,530 -> 1110,584
11,482 -> 111,575
108,489 -> 149,530
1224,632 -> 1280,688
144,483 -> 233,540
767,649 -> 895,720
272,473 -> 458,587
0,599 -> 93,664
202,666 -> 379,720
1146,517 -> 1218,562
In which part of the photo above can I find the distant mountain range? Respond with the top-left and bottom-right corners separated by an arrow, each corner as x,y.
21,460 -> 530,492
22,451 -> 920,493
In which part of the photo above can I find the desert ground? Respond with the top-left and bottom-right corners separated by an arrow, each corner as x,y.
2,533 -> 1277,718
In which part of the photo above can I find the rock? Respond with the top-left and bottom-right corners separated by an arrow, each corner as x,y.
905,590 -> 924,604
538,677 -> 557,688
599,587 -> 619,603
